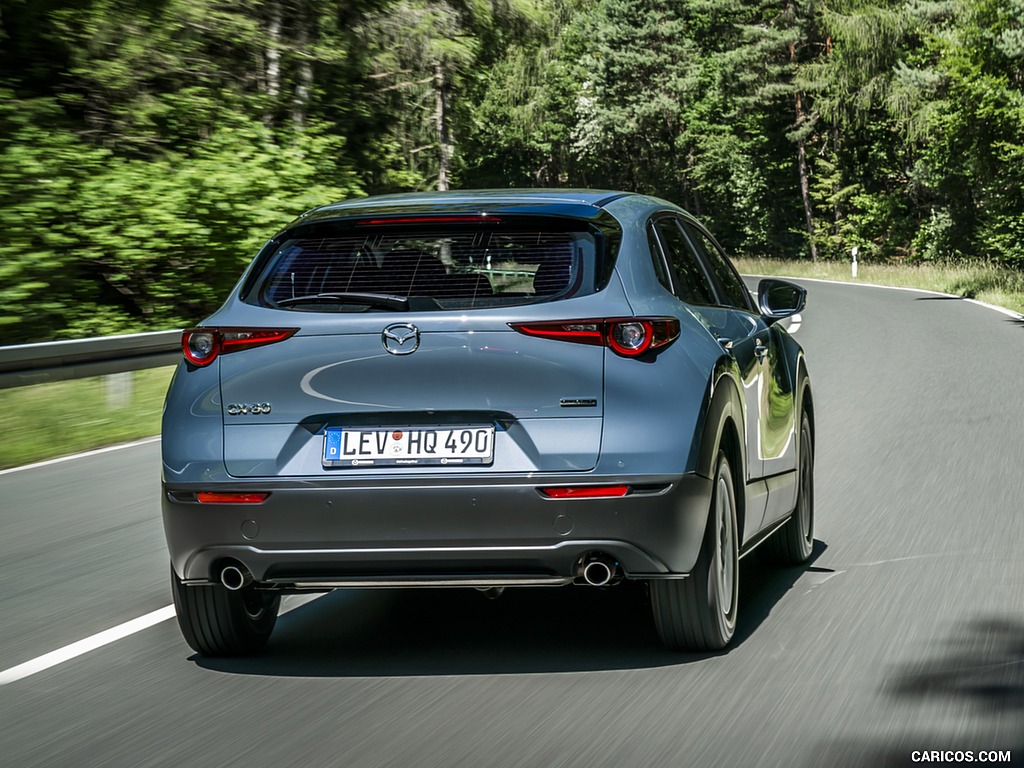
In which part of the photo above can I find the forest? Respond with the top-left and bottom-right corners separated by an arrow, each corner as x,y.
1,0 -> 1022,342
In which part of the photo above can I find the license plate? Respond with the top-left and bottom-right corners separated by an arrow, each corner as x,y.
322,426 -> 495,467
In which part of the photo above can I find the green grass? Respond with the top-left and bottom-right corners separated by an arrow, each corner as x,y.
0,366 -> 175,470
734,257 -> 1024,315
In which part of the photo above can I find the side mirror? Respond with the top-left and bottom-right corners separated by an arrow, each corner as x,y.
758,279 -> 806,324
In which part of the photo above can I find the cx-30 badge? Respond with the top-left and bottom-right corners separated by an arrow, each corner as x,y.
226,403 -> 271,415
382,323 -> 420,355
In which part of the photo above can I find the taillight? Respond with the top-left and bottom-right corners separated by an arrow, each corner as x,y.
540,485 -> 631,499
182,327 -> 298,367
196,492 -> 269,504
509,318 -> 679,357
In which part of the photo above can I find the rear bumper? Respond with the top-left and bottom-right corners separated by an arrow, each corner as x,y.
162,473 -> 713,586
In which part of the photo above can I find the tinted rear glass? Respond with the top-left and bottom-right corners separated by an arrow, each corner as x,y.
252,220 -> 605,312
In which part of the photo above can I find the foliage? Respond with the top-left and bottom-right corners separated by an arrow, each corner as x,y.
0,93 -> 360,338
1,0 -> 1023,343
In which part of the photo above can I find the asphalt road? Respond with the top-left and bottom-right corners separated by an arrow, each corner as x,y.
1,279 -> 1022,768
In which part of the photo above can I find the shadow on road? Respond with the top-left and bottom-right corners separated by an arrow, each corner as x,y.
810,617 -> 1024,767
890,617 -> 1024,705
194,541 -> 826,678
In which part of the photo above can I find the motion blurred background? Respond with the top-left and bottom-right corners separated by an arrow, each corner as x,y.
2,0 -> 1023,345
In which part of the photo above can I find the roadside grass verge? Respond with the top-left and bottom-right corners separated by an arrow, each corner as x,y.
0,366 -> 175,470
734,257 -> 1024,315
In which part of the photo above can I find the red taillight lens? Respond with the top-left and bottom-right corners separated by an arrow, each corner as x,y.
183,329 -> 220,366
608,321 -> 651,355
510,318 -> 679,357
196,492 -> 269,504
182,327 -> 298,367
511,320 -> 605,346
540,485 -> 631,499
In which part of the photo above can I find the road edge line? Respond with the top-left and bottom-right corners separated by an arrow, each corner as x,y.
743,274 -> 1024,321
0,594 -> 324,685
0,605 -> 176,685
0,436 -> 161,477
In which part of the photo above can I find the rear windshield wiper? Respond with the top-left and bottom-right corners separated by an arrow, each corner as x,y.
275,292 -> 410,311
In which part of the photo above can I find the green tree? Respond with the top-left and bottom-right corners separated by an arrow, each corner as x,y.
914,0 -> 1024,264
359,0 -> 546,190
0,0 -> 368,341
722,0 -> 825,259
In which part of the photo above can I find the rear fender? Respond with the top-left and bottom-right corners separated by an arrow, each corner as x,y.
161,359 -> 229,483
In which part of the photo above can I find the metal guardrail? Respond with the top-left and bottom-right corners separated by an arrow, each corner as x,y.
0,330 -> 182,389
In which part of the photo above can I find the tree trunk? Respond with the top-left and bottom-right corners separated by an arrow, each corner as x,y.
263,2 -> 283,130
789,33 -> 818,262
795,104 -> 818,262
434,60 -> 451,192
291,1 -> 312,131
832,125 -> 842,235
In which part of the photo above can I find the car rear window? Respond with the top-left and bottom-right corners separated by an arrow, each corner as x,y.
250,219 -> 608,312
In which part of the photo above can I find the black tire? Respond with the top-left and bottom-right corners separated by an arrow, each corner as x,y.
171,565 -> 280,656
651,451 -> 739,652
764,410 -> 814,565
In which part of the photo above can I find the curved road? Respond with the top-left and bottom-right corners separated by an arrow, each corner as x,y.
1,280 -> 1022,767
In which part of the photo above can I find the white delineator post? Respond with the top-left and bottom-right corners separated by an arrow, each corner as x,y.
852,246 -> 859,278
105,371 -> 133,408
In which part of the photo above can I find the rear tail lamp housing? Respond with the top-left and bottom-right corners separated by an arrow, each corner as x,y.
182,327 -> 298,367
509,317 -> 679,357
540,485 -> 631,499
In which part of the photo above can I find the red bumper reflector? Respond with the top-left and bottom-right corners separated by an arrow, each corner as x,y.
196,492 -> 269,504
540,485 -> 630,499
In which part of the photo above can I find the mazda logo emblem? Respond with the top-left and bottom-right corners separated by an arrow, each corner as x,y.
382,323 -> 420,355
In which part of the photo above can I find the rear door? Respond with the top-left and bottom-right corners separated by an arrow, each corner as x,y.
680,220 -> 798,478
648,215 -> 766,484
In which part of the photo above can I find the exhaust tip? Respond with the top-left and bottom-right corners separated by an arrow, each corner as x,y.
220,564 -> 253,591
577,553 -> 620,587
582,560 -> 614,587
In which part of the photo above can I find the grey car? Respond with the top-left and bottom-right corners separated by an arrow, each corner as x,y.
162,189 -> 814,655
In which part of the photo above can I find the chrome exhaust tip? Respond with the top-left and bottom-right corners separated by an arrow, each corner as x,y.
220,564 -> 253,591
578,554 -> 620,587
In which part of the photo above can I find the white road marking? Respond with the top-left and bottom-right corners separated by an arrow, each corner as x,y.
743,274 -> 1024,321
0,593 -> 324,685
964,297 -> 1024,319
785,313 -> 802,334
0,436 -> 161,477
0,605 -> 176,685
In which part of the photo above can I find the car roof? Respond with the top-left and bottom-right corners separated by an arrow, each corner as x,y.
290,189 -> 645,227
